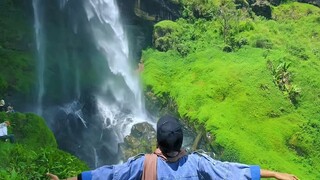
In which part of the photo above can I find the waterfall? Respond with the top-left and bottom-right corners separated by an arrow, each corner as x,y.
59,0 -> 69,9
31,0 -> 154,167
84,0 -> 142,109
83,0 -> 149,137
32,0 -> 45,115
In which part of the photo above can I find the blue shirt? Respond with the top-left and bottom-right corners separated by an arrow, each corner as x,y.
81,152 -> 260,180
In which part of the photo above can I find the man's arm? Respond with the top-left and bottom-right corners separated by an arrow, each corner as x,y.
261,169 -> 299,180
46,155 -> 145,180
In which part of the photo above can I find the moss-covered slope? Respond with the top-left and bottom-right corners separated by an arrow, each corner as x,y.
0,112 -> 88,179
142,2 -> 320,179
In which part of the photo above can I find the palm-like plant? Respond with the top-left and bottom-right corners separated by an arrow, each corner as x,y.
273,62 -> 291,91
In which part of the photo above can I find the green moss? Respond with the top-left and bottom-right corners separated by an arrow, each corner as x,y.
1,112 -> 57,148
0,112 -> 88,179
0,0 -> 34,97
143,2 -> 320,179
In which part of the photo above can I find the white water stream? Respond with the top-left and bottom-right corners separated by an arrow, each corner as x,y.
32,0 -> 45,115
32,0 -> 154,167
83,0 -> 151,138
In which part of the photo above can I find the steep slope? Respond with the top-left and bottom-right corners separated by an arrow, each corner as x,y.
142,2 -> 320,179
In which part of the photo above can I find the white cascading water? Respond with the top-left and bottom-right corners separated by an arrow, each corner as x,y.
84,0 -> 142,107
32,0 -> 45,115
83,0 -> 152,139
59,0 -> 69,9
32,0 -> 155,167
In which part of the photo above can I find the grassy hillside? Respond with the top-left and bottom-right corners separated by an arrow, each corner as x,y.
142,2 -> 320,179
0,112 -> 88,179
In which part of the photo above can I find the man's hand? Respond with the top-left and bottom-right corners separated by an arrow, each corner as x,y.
261,169 -> 299,180
47,173 -> 77,180
275,172 -> 299,180
47,173 -> 59,180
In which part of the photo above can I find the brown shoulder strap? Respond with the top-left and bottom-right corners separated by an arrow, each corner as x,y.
142,153 -> 158,180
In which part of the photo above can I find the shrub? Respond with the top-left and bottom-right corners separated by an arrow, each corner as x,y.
287,45 -> 309,60
255,38 -> 273,49
0,144 -> 88,179
238,20 -> 255,32
223,44 -> 233,52
269,61 -> 301,106
153,20 -> 182,52
181,0 -> 218,20
285,84 -> 301,106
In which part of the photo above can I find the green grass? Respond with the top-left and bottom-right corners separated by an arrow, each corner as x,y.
0,112 -> 88,179
142,2 -> 320,179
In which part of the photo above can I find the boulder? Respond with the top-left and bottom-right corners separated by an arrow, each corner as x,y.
251,0 -> 272,19
119,122 -> 157,160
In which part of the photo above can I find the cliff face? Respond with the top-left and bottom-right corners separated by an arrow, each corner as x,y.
242,0 -> 320,19
116,0 -> 181,64
118,0 -> 181,22
298,0 -> 320,7
119,0 -> 320,25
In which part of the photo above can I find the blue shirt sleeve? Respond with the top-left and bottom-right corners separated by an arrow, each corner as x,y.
197,153 -> 260,180
81,155 -> 145,180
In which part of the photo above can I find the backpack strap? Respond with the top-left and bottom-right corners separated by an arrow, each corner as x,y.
142,148 -> 187,180
142,153 -> 158,180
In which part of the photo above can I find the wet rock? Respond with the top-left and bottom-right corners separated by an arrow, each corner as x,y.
119,122 -> 157,160
124,135 -> 141,148
131,121 -> 156,138
118,0 -> 181,22
81,95 -> 98,115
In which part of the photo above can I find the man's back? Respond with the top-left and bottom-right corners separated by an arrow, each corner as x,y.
84,152 -> 260,180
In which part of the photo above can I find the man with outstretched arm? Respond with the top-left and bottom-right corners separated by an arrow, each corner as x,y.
47,115 -> 298,180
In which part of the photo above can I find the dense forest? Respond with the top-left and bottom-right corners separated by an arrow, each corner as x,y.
0,0 -> 319,179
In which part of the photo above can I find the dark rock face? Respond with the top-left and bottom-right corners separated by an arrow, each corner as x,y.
49,96 -> 123,168
247,0 -> 280,6
251,0 -> 272,19
248,0 -> 320,19
116,0 -> 182,62
118,0 -> 181,22
298,0 -> 320,7
247,0 -> 320,7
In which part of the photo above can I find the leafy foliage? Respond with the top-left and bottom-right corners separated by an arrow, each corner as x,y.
153,20 -> 183,52
180,0 -> 218,20
0,0 -> 35,97
268,61 -> 301,106
0,145 -> 88,179
0,2 -> 88,179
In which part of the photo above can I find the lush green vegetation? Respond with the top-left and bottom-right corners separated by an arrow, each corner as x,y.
143,2 -> 320,179
1,0 -> 319,179
0,0 -> 35,97
0,2 -> 89,179
0,112 -> 88,179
